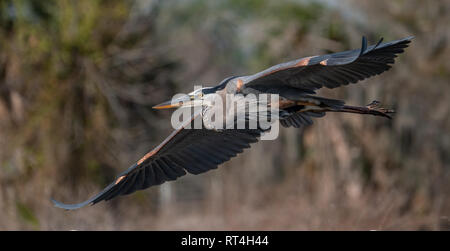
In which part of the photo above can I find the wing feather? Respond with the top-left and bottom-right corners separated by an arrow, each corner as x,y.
242,36 -> 413,93
52,113 -> 262,210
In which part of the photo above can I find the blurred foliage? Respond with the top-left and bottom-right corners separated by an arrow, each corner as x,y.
0,0 -> 449,230
1,0 -> 177,185
16,200 -> 39,229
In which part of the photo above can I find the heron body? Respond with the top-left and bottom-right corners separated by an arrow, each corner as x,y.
52,36 -> 413,210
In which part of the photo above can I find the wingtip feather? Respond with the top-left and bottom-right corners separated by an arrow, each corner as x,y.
51,198 -> 92,210
360,36 -> 368,56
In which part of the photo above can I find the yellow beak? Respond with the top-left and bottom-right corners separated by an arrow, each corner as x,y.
152,95 -> 193,109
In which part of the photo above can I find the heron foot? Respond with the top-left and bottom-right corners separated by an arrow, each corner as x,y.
366,100 -> 395,116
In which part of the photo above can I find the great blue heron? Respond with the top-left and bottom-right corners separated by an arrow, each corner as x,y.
52,36 -> 412,210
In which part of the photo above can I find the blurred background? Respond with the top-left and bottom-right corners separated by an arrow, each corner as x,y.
0,0 -> 449,230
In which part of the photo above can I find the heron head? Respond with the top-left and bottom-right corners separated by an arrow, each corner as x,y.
152,87 -> 216,109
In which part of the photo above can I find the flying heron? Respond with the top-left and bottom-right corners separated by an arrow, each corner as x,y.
52,36 -> 413,210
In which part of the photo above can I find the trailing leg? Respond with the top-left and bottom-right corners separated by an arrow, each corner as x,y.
325,100 -> 395,119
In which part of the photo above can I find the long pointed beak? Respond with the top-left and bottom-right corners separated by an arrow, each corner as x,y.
152,95 -> 193,110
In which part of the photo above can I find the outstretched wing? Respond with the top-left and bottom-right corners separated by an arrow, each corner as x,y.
241,36 -> 413,94
52,113 -> 262,210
